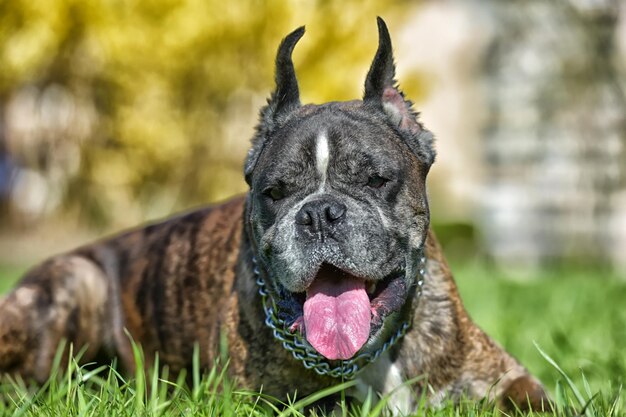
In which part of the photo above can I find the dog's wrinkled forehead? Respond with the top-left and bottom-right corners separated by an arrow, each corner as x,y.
244,17 -> 435,186
256,102 -> 409,184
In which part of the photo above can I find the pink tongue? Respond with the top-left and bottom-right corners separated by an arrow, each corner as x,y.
303,270 -> 371,360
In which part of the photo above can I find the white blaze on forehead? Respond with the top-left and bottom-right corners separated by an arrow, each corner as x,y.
316,131 -> 330,188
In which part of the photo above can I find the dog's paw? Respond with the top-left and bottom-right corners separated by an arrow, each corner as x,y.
499,375 -> 552,413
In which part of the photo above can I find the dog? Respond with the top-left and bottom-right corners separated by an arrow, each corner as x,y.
0,18 -> 549,413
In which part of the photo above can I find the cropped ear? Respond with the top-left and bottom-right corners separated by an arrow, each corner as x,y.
364,17 -> 435,166
245,27 -> 305,185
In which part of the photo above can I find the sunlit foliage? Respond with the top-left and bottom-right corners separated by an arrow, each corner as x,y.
0,0 -> 422,227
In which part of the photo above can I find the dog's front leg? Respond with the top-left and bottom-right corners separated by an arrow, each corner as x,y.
394,245 -> 550,413
353,352 -> 415,416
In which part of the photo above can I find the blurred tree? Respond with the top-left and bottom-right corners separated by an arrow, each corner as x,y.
0,0 -> 422,229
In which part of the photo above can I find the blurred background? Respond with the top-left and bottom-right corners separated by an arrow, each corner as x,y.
1,0 -> 625,273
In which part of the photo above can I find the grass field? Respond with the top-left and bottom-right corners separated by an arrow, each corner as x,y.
0,262 -> 624,416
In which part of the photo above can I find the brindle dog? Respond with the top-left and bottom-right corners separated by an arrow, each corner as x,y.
0,18 -> 549,414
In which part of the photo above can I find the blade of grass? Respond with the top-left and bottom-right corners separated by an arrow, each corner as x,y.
278,380 -> 357,417
125,329 -> 146,414
149,353 -> 160,413
534,341 -> 593,416
192,343 -> 201,401
359,387 -> 373,417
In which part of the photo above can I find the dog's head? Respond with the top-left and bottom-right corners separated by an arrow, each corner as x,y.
244,18 -> 435,361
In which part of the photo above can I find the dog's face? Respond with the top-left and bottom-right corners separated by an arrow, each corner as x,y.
244,19 -> 436,361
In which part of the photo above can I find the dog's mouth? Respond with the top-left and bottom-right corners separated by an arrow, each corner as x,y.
284,263 -> 409,361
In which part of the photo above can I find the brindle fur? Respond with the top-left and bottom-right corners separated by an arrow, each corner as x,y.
0,197 -> 548,411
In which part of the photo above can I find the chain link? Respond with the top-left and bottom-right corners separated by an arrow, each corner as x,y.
253,253 -> 427,379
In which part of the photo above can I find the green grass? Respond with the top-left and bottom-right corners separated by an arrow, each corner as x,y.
0,263 -> 624,416
0,266 -> 26,293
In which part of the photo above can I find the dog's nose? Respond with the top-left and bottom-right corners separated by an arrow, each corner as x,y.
295,199 -> 346,235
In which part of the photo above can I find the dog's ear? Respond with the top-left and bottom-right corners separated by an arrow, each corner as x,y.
245,27 -> 305,185
364,17 -> 435,166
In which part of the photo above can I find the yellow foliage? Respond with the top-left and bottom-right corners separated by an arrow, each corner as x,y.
0,0 -> 424,226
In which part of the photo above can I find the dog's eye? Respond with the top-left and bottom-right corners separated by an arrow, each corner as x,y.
263,187 -> 284,201
366,175 -> 389,189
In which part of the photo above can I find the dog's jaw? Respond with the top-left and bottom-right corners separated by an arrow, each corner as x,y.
250,244 -> 427,378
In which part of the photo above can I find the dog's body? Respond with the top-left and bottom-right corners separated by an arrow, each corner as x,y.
0,19 -> 548,413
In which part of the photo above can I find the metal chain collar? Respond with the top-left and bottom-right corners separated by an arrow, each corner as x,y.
252,253 -> 427,379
